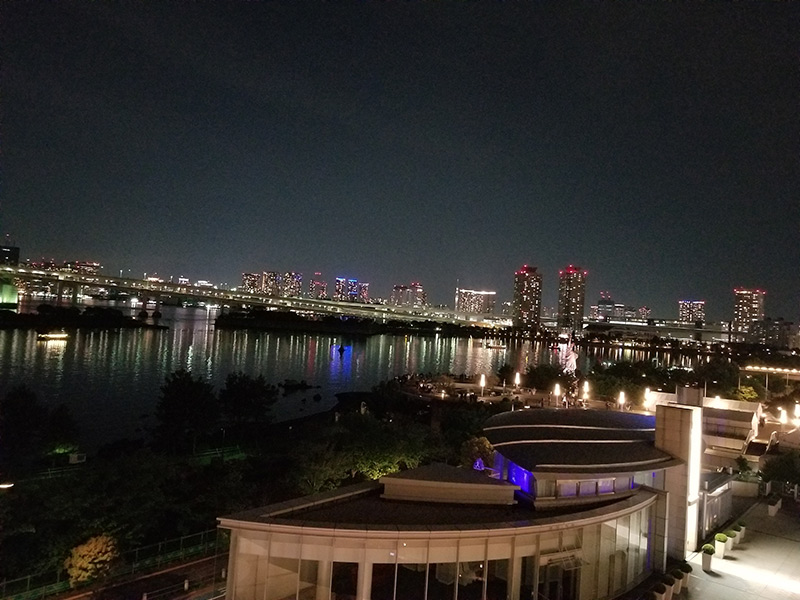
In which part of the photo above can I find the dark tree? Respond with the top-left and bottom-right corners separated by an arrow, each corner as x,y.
0,385 -> 48,474
154,370 -> 218,453
219,372 -> 278,428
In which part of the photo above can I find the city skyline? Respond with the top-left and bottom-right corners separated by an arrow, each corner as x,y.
5,248 -> 795,325
3,3 -> 798,321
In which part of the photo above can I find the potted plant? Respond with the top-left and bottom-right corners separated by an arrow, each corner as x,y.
661,573 -> 676,600
679,562 -> 693,591
724,529 -> 737,549
714,533 -> 727,558
732,523 -> 743,544
652,582 -> 668,600
670,569 -> 684,594
737,520 -> 747,541
768,494 -> 781,516
701,543 -> 715,572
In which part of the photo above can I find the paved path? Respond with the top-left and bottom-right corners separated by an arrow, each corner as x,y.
683,499 -> 800,600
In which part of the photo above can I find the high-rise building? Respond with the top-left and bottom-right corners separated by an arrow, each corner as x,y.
308,273 -> 327,299
241,273 -> 261,293
334,278 -> 347,301
356,282 -> 369,303
347,279 -> 359,302
511,265 -> 542,329
678,300 -> 705,324
638,306 -> 651,320
263,271 -> 281,296
557,265 -> 587,331
391,282 -> 427,307
455,288 -> 496,314
282,272 -> 303,298
733,288 -> 765,335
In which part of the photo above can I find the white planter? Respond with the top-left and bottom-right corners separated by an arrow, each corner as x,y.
739,526 -> 746,541
731,532 -> 740,546
672,576 -> 683,594
702,553 -> 713,572
681,572 -> 690,591
715,539 -> 726,558
769,502 -> 780,516
724,536 -> 733,552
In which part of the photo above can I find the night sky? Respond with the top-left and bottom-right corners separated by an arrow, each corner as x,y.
3,2 -> 798,321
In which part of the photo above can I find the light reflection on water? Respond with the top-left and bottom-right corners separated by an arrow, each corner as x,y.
0,304 -> 696,450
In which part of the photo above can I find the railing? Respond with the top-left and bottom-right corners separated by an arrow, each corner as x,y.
0,529 -> 228,600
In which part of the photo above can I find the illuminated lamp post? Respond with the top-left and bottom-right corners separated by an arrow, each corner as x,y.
480,374 -> 486,399
643,387 -> 651,411
515,372 -> 521,390
618,390 -> 626,411
554,383 -> 561,408
583,380 -> 590,402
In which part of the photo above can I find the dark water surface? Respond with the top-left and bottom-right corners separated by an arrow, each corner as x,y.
0,302 -> 695,450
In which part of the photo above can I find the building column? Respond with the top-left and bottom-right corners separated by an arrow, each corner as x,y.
356,562 -> 371,600
316,560 -> 332,600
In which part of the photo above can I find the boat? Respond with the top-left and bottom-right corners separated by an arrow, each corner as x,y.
483,341 -> 507,350
37,330 -> 69,341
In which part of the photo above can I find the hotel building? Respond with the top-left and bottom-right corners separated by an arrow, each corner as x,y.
455,288 -> 496,315
732,288 -> 765,337
557,266 -> 587,332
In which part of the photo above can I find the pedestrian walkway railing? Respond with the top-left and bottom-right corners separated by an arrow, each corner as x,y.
0,528 -> 228,600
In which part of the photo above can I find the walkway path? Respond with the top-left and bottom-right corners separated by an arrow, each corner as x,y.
684,499 -> 800,600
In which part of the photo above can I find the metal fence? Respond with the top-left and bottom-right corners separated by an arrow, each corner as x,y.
0,528 -> 228,600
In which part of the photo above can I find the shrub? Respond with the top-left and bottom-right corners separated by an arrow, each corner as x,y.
679,562 -> 693,573
732,524 -> 742,532
671,569 -> 684,580
724,530 -> 737,539
63,534 -> 119,586
702,544 -> 715,555
661,574 -> 675,586
652,583 -> 667,594
714,533 -> 728,543
768,494 -> 780,506
738,520 -> 747,527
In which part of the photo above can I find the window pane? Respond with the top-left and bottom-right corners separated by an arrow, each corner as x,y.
332,562 -> 358,600
370,563 -> 396,600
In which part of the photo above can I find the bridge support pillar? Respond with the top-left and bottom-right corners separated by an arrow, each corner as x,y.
55,281 -> 64,304
0,277 -> 18,309
71,285 -> 80,305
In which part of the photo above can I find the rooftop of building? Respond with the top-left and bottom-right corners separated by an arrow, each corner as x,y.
483,409 -> 678,474
219,465 -> 658,533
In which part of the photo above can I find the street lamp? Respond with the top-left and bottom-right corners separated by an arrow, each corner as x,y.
618,391 -> 626,411
480,374 -> 486,399
554,383 -> 561,407
643,387 -> 651,411
514,372 -> 521,389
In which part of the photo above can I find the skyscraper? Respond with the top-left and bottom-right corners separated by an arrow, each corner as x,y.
733,288 -> 765,336
511,265 -> 542,330
557,265 -> 587,331
455,288 -> 496,314
391,282 -> 427,307
241,273 -> 261,293
263,271 -> 281,296
678,300 -> 706,324
281,272 -> 303,298
333,278 -> 347,301
308,273 -> 327,299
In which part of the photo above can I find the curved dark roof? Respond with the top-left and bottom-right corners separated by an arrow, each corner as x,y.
483,409 -> 675,474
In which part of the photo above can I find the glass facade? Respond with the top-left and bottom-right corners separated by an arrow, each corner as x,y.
228,499 -> 654,600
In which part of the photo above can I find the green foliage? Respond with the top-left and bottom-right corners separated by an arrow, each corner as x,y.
154,370 -> 219,452
459,436 -> 495,468
679,562 -> 692,573
524,364 -> 563,391
702,544 -> 715,555
219,371 -> 278,427
714,533 -> 727,543
0,385 -> 49,472
670,569 -> 683,580
723,530 -> 736,539
63,534 -> 119,586
761,450 -> 800,485
731,385 -> 759,402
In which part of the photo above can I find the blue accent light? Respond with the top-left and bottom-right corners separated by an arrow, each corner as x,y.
507,462 -> 532,494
